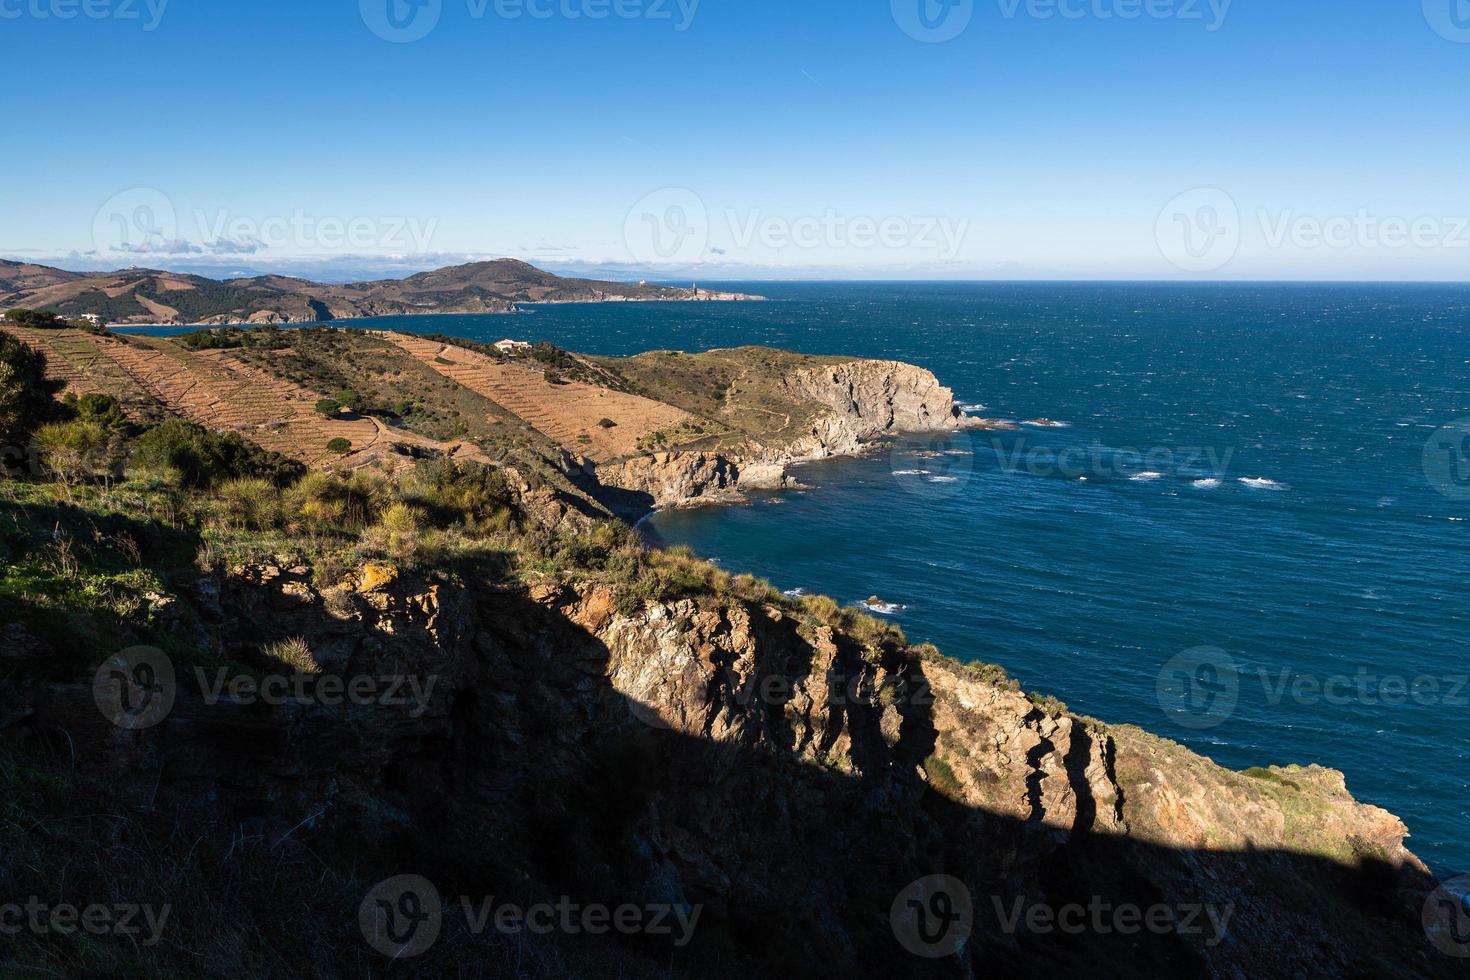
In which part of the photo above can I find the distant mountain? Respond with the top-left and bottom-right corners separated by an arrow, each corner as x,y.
0,258 -> 761,326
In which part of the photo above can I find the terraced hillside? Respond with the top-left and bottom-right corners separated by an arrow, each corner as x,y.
6,323 -> 974,518
387,334 -> 692,462
11,328 -> 485,470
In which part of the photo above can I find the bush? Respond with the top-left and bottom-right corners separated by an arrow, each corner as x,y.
923,754 -> 963,796
326,438 -> 352,454
34,420 -> 116,484
209,478 -> 284,532
62,393 -> 130,432
598,418 -> 617,429
288,470 -> 387,534
314,399 -> 342,418
371,502 -> 428,560
4,308 -> 67,330
333,390 -> 360,411
262,636 -> 319,675
131,418 -> 303,489
395,459 -> 515,532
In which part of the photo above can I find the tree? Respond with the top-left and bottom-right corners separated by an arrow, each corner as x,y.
0,329 -> 62,455
314,398 -> 342,418
326,438 -> 352,454
63,392 -> 130,432
333,389 -> 361,411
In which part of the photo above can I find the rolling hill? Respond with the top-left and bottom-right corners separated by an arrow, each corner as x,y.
0,258 -> 761,326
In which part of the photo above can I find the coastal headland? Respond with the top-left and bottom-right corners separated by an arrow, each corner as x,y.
0,316 -> 1459,977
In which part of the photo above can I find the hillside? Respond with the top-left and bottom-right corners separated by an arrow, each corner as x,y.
0,321 -> 1464,977
0,258 -> 762,326
7,324 -> 989,518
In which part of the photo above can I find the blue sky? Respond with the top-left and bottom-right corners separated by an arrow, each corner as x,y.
4,0 -> 1470,280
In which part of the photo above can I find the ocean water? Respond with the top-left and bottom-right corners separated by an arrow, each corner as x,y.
175,284 -> 1470,876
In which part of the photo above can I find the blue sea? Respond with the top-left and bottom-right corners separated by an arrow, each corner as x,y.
152,283 -> 1470,877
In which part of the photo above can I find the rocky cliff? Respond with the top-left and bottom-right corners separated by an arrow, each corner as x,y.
3,560 -> 1459,978
599,359 -> 975,510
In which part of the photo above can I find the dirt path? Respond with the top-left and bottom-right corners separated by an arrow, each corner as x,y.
383,333 -> 690,462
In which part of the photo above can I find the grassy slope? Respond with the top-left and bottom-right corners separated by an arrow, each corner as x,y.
594,347 -> 847,452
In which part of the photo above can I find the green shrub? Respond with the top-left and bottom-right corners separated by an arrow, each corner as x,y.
923,754 -> 963,796
371,501 -> 430,561
131,418 -> 303,489
4,308 -> 69,330
1026,691 -> 1069,717
287,469 -> 387,534
314,399 -> 341,417
799,593 -> 841,624
326,438 -> 352,454
395,459 -> 515,531
62,393 -> 130,432
33,420 -> 116,484
597,418 -> 617,429
209,478 -> 284,532
262,636 -> 319,674
1243,767 -> 1301,791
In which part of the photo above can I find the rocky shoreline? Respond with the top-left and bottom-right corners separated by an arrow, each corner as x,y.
595,357 -> 1009,516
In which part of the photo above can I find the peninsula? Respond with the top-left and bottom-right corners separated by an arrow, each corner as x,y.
0,257 -> 762,326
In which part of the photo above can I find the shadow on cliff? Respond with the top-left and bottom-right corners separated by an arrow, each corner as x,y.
360,589 -> 1459,980
5,581 -> 1463,980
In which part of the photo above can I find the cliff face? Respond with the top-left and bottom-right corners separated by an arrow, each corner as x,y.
6,563 -> 1457,979
598,359 -> 972,509
781,359 -> 967,452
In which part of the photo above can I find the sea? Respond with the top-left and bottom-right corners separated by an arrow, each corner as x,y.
139,282 -> 1470,877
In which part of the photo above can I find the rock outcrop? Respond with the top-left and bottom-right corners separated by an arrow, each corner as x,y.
4,564 -> 1459,978
598,359 -> 975,510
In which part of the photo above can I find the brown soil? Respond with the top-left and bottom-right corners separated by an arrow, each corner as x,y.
9,328 -> 484,471
385,333 -> 691,462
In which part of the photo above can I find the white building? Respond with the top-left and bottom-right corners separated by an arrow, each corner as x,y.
495,339 -> 532,353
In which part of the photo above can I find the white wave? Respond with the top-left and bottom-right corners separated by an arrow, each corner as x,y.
1130,471 -> 1165,481
1192,478 -> 1222,489
928,475 -> 960,483
959,402 -> 988,412
783,587 -> 810,598
892,469 -> 930,476
1023,419 -> 1070,428
858,599 -> 907,616
1238,477 -> 1288,490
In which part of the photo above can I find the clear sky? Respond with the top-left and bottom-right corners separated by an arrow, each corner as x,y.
4,0 -> 1470,280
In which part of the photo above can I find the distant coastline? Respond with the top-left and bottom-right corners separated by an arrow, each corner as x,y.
0,256 -> 765,328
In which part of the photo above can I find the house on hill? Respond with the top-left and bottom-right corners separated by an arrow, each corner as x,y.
495,339 -> 532,353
